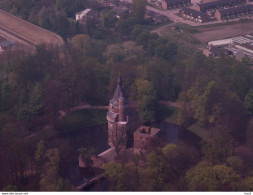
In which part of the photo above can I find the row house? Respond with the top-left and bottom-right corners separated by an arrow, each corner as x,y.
196,0 -> 246,12
215,4 -> 253,20
161,0 -> 191,10
180,7 -> 211,22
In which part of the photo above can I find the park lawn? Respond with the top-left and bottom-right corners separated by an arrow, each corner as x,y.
57,109 -> 107,133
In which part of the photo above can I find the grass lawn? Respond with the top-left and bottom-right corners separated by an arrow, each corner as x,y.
165,106 -> 179,125
159,23 -> 201,45
188,123 -> 210,140
57,109 -> 107,133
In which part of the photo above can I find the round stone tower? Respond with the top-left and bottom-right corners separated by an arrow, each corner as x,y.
107,74 -> 129,148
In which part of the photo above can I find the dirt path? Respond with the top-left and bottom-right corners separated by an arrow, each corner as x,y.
151,22 -> 176,36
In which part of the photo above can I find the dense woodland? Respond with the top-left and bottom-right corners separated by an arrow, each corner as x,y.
0,0 -> 253,191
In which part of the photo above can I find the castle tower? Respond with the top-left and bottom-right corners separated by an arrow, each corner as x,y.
107,74 -> 129,148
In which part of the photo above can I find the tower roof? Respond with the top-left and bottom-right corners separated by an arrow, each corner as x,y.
110,74 -> 128,106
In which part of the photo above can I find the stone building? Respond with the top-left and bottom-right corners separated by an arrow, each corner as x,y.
107,74 -> 130,148
133,126 -> 160,154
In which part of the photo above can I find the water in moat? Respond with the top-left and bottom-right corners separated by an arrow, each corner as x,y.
58,124 -> 109,190
62,122 -> 201,191
159,122 -> 201,149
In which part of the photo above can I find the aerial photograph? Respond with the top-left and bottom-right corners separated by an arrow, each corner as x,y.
0,0 -> 253,192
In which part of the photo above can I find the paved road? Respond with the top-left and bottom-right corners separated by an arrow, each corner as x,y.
146,6 -> 224,26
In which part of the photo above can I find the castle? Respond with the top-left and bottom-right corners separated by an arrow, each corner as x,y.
106,74 -> 129,148
79,74 -> 160,170
106,74 -> 160,152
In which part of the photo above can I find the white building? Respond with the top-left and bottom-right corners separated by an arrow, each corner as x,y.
207,38 -> 233,48
75,9 -> 92,22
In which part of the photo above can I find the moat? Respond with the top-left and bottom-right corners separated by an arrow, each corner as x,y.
60,121 -> 201,191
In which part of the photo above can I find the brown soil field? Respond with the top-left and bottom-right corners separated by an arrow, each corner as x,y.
0,9 -> 63,46
194,21 -> 253,43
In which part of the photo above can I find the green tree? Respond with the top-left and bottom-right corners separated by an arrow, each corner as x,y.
131,79 -> 158,124
185,80 -> 224,127
71,34 -> 91,55
186,162 -> 240,191
226,156 -> 244,175
40,148 -> 71,191
244,89 -> 253,115
104,162 -> 139,191
131,0 -> 146,23
145,151 -> 167,190
1,80 -> 11,111
35,140 -> 46,171
103,9 -> 118,28
131,25 -> 144,41
136,31 -> 150,48
38,7 -> 52,29
78,147 -> 94,159
141,83 -> 158,124
154,43 -> 177,61
241,177 -> 253,191
201,126 -> 234,164
143,144 -> 198,191
117,16 -> 137,35
29,82 -> 44,116
40,148 -> 60,191
146,60 -> 175,100
2,185 -> 17,191
103,41 -> 145,65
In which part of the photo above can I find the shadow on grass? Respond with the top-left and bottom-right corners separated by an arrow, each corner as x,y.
156,103 -> 175,123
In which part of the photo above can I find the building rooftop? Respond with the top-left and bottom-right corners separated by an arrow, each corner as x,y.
164,0 -> 190,3
135,126 -> 160,137
208,38 -> 233,47
76,9 -> 92,16
198,0 -> 246,10
110,74 -> 128,106
218,4 -> 253,15
98,147 -> 116,162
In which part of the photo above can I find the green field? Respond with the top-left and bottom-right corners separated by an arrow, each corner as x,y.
57,109 -> 107,133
